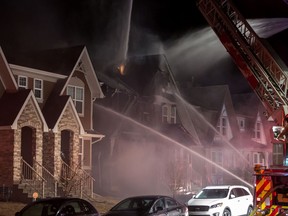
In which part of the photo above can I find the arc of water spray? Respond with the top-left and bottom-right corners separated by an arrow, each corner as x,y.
121,0 -> 133,62
163,55 -> 250,166
173,93 -> 250,166
95,104 -> 254,189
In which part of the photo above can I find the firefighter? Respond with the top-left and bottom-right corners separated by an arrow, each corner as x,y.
277,114 -> 288,140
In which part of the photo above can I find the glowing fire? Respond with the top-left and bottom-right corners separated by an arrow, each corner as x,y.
118,64 -> 125,75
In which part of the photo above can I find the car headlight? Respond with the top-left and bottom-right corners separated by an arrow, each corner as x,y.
210,203 -> 223,209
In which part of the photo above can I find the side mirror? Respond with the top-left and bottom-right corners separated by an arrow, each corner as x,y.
230,194 -> 236,199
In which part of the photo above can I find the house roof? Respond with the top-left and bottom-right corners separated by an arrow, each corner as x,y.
42,94 -> 84,134
102,54 -> 170,96
0,89 -> 48,131
0,89 -> 30,126
232,93 -> 260,117
181,85 -> 229,111
6,46 -> 84,76
179,85 -> 240,144
159,124 -> 196,147
42,94 -> 70,128
6,45 -> 104,99
0,47 -> 17,91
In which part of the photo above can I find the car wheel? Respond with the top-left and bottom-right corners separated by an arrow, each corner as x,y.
247,206 -> 253,216
223,209 -> 231,216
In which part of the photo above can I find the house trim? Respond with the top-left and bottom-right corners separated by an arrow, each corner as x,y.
59,47 -> 104,99
52,97 -> 84,134
12,90 -> 48,131
0,47 -> 18,91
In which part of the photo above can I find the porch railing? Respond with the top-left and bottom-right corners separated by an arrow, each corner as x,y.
20,158 -> 95,199
33,159 -> 59,197
20,158 -> 46,198
61,160 -> 95,199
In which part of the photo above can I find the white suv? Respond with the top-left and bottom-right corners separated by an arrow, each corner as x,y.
187,185 -> 253,216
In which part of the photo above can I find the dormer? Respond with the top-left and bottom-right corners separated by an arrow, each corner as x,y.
252,111 -> 267,144
215,104 -> 233,141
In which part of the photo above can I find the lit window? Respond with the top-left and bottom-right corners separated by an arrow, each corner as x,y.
34,79 -> 43,100
161,104 -> 177,124
67,85 -> 84,115
18,76 -> 28,89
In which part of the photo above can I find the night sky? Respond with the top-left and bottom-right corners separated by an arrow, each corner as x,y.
0,0 -> 287,94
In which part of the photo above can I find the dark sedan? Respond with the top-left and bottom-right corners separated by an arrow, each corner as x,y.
102,195 -> 188,216
15,197 -> 99,216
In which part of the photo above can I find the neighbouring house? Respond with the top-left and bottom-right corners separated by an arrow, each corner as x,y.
231,93 -> 273,169
178,83 -> 273,187
93,54 -> 274,197
0,45 -> 104,202
93,54 -> 203,197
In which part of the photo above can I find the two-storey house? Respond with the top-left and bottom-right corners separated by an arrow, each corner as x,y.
0,45 -> 104,201
93,54 -> 273,197
93,54 -> 203,197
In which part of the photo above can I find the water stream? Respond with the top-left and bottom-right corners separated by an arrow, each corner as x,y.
95,104 -> 254,189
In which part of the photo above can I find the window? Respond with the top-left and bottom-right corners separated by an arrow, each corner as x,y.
255,122 -> 261,139
171,105 -> 176,123
67,85 -> 84,115
18,76 -> 28,89
253,152 -> 264,165
142,112 -> 150,123
34,79 -> 43,100
273,143 -> 284,165
217,117 -> 227,136
165,198 -> 178,208
238,117 -> 245,131
161,104 -> 177,124
162,105 -> 168,123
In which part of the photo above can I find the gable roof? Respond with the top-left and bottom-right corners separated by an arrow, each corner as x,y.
6,45 -> 104,98
231,92 -> 273,146
0,47 -> 17,91
232,93 -> 261,117
6,46 -> 84,75
182,85 -> 229,111
0,89 -> 48,131
179,85 -> 239,144
42,94 -> 84,134
102,54 -> 170,96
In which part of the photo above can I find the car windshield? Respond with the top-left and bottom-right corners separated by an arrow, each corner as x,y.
111,197 -> 155,211
20,200 -> 61,216
195,189 -> 229,199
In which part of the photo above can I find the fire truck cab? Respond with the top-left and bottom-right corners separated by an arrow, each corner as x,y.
251,126 -> 288,215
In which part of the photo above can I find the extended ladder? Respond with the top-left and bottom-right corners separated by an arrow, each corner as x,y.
196,0 -> 288,123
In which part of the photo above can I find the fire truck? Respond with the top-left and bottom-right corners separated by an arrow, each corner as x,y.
196,0 -> 288,215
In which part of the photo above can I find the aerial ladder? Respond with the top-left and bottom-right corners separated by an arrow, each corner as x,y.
196,0 -> 288,215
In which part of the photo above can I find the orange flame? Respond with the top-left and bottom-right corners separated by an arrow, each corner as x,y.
118,64 -> 125,75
